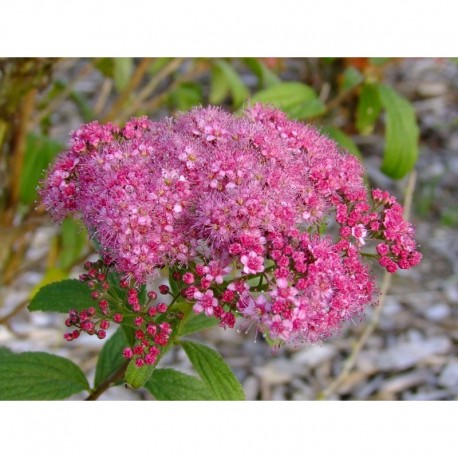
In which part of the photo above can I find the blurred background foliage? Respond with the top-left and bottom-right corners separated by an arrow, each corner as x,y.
0,57 -> 444,322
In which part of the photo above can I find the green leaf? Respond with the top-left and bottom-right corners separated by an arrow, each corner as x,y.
57,217 -> 88,270
29,267 -> 67,299
124,321 -> 180,389
20,134 -> 63,205
69,91 -> 95,122
320,126 -> 362,159
149,58 -> 173,75
113,58 -> 134,92
94,328 -> 129,387
243,58 -> 281,89
28,279 -> 92,313
251,82 -> 326,119
369,57 -> 392,67
213,59 -> 249,108
356,83 -> 382,135
145,368 -> 213,400
179,312 -> 219,337
209,65 -> 230,105
106,271 -> 128,303
125,362 -> 155,390
341,66 -> 363,92
0,347 -> 14,358
170,82 -> 203,111
180,340 -> 245,400
95,58 -> 114,78
377,84 -> 419,179
0,351 -> 89,400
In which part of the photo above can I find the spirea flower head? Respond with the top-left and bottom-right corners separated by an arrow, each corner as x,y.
41,105 -> 421,347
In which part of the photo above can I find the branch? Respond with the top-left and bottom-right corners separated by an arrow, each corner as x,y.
102,58 -> 154,122
85,360 -> 129,401
117,58 -> 184,122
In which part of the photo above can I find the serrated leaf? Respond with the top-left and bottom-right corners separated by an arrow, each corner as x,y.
377,84 -> 419,179
251,82 -> 325,119
20,134 -> 63,205
213,60 -> 249,108
145,368 -> 213,400
320,126 -> 362,159
29,267 -> 67,299
113,58 -> 133,92
0,351 -> 89,400
180,340 -> 245,400
28,279 -> 92,313
58,217 -> 88,270
356,83 -> 382,135
94,328 -> 129,387
179,312 -> 219,337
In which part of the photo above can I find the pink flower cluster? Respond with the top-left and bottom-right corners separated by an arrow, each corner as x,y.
41,105 -> 421,346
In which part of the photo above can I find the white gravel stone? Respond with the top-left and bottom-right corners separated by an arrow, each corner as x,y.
438,361 -> 458,390
291,344 -> 336,369
376,336 -> 452,371
380,370 -> 432,393
243,375 -> 260,400
424,303 -> 451,322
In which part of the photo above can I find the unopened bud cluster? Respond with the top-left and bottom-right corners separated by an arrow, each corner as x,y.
64,258 -> 179,366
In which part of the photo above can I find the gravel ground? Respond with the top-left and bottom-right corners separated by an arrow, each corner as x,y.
1,58 -> 457,400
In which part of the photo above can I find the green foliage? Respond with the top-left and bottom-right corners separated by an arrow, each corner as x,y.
149,58 -> 173,75
251,82 -> 326,119
356,83 -> 383,135
243,58 -> 281,89
145,368 -> 213,400
124,320 -> 180,389
28,279 -> 92,313
180,340 -> 245,400
369,57 -> 392,66
170,82 -> 203,111
209,63 -> 230,105
341,66 -> 364,92
320,126 -> 362,159
0,351 -> 89,400
20,134 -> 62,205
69,91 -> 94,122
113,58 -> 134,92
94,327 -> 129,387
377,84 -> 419,179
124,359 -> 154,389
95,58 -> 115,78
210,59 -> 249,108
178,312 -> 219,337
0,347 -> 14,357
57,217 -> 88,270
